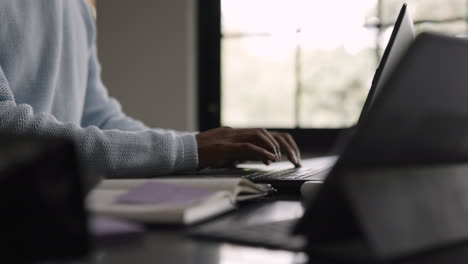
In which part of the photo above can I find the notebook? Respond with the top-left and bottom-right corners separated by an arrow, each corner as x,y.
87,178 -> 273,225
203,3 -> 415,193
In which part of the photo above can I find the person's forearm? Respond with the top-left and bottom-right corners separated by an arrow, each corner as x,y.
0,101 -> 199,185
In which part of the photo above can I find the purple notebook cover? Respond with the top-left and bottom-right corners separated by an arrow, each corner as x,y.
89,216 -> 144,238
116,181 -> 216,206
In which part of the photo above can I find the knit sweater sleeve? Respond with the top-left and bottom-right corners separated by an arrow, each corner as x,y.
0,62 -> 199,181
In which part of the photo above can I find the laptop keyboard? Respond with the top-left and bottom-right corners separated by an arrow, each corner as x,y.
191,219 -> 305,251
243,166 -> 331,181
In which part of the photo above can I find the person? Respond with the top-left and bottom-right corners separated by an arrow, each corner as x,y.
0,0 -> 301,185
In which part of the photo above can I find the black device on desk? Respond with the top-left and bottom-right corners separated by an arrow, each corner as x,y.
221,3 -> 416,193
192,32 -> 468,261
0,134 -> 89,261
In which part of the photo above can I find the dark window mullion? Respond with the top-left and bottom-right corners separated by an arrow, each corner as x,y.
366,17 -> 468,30
222,32 -> 273,38
376,0 -> 383,60
294,28 -> 302,129
198,0 -> 221,130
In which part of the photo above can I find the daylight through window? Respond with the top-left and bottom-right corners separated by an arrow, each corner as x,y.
221,0 -> 468,128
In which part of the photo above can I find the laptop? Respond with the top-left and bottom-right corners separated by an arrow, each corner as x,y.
191,31 -> 468,260
231,3 -> 415,192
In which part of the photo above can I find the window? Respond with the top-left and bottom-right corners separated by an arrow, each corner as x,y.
198,0 -> 468,150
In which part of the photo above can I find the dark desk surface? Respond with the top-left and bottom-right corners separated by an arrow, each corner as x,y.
84,200 -> 307,264
47,196 -> 468,264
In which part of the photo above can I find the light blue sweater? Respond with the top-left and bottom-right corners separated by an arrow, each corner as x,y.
0,0 -> 199,180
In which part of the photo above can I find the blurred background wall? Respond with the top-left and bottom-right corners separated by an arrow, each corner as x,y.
96,0 -> 197,131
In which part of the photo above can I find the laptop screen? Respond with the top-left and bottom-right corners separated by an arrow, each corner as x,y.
295,3 -> 416,236
331,4 -> 415,153
356,3 -> 415,125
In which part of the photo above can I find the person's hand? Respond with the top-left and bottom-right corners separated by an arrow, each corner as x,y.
269,131 -> 301,167
195,127 -> 301,169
